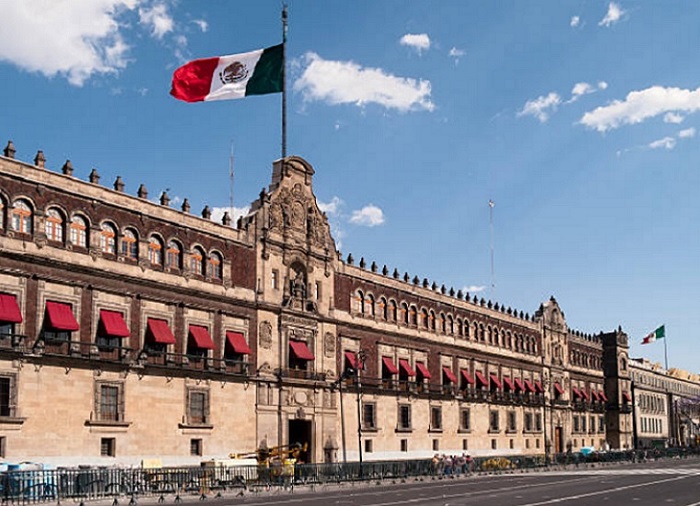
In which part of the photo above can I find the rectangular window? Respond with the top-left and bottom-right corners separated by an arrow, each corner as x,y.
362,402 -> 377,430
364,440 -> 373,453
315,281 -> 322,300
524,412 -> 533,432
507,411 -> 517,432
432,439 -> 439,451
190,439 -> 203,456
581,416 -> 587,433
599,416 -> 605,433
271,270 -> 279,290
491,439 -> 497,450
535,413 -> 542,432
398,404 -> 412,430
0,377 -> 13,417
462,439 -> 468,450
101,438 -> 115,457
590,416 -> 596,433
573,415 -> 580,433
431,407 -> 442,431
98,384 -> 122,422
188,389 -> 210,425
460,408 -> 471,431
400,439 -> 408,452
489,410 -> 499,432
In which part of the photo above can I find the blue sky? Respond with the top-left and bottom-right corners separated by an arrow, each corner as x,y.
0,1 -> 698,373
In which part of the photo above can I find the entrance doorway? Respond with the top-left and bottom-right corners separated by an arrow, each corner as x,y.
288,419 -> 312,463
555,427 -> 563,453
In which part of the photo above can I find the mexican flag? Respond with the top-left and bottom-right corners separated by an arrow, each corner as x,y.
170,44 -> 283,103
641,325 -> 665,345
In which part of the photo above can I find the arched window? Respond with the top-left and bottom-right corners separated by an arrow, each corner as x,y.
208,251 -> 223,279
439,313 -> 446,334
190,246 -> 205,275
409,305 -> 418,326
429,310 -> 436,331
456,318 -> 463,337
353,291 -> 363,314
379,297 -> 388,320
388,300 -> 397,322
101,222 -> 117,254
45,208 -> 64,242
11,199 -> 32,234
447,315 -> 454,335
366,294 -> 375,317
121,228 -> 138,260
148,236 -> 163,266
166,241 -> 183,270
401,303 -> 409,325
70,215 -> 88,247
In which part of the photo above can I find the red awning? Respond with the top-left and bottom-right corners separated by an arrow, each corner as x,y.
572,387 -> 582,399
382,356 -> 399,374
490,374 -> 503,390
461,369 -> 476,385
524,380 -> 536,393
591,390 -> 601,402
99,310 -> 130,338
580,389 -> 590,401
534,381 -> 544,393
475,371 -> 489,387
226,331 -> 251,354
0,294 -> 22,323
554,382 -> 565,395
189,325 -> 215,350
45,301 -> 80,331
146,318 -> 176,345
344,351 -> 358,369
399,359 -> 416,377
442,366 -> 457,383
289,340 -> 315,361
599,390 -> 608,402
415,362 -> 432,379
514,378 -> 526,392
622,391 -> 632,403
503,377 -> 516,391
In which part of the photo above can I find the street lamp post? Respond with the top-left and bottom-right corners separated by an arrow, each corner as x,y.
355,350 -> 366,476
543,371 -> 552,465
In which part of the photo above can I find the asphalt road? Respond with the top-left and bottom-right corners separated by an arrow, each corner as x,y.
203,458 -> 700,506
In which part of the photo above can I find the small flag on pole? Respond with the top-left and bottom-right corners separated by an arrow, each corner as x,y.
641,325 -> 665,345
170,44 -> 283,103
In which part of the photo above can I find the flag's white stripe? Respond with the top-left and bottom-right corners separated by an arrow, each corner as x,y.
204,48 -> 264,102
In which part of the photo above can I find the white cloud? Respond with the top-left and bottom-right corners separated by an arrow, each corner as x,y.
293,52 -> 435,113
567,81 -> 608,103
598,81 -> 609,90
400,33 -> 431,54
318,196 -> 343,217
449,47 -> 465,64
463,285 -> 486,294
580,86 -> 700,132
192,19 -> 208,32
599,2 -> 625,27
517,92 -> 561,122
648,137 -> 676,150
138,2 -> 173,39
570,16 -> 580,27
678,127 -> 696,138
349,205 -> 385,227
0,0 -> 138,86
211,205 -> 250,225
664,112 -> 684,124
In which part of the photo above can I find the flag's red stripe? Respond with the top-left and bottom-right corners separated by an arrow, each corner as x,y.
170,57 -> 220,103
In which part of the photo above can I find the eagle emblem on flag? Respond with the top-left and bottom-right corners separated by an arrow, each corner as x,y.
219,61 -> 249,85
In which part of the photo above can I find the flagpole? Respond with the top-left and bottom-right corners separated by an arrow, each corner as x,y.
281,4 -> 288,160
664,331 -> 669,371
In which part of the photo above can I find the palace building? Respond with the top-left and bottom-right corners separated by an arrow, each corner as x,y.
0,139 -> 691,466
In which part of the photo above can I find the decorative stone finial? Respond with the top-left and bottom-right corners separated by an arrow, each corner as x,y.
359,257 -> 366,269
160,191 -> 170,206
137,184 -> 148,199
113,176 -> 125,192
202,205 -> 211,219
61,160 -> 74,176
34,150 -> 46,168
89,168 -> 100,184
181,198 -> 190,213
3,141 -> 16,158
222,212 -> 231,226
347,253 -> 354,265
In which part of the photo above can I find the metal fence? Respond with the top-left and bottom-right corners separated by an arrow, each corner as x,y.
1,447 -> 698,504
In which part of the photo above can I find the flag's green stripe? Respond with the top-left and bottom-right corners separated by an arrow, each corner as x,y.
246,44 -> 283,96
